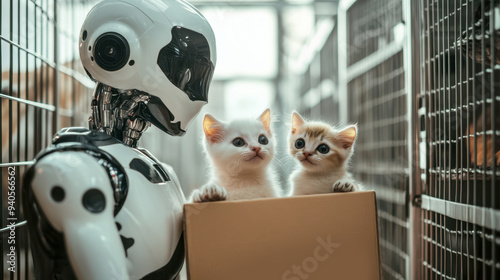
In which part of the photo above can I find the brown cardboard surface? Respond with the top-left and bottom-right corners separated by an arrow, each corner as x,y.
184,191 -> 380,280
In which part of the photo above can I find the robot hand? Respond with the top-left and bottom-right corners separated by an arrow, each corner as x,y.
28,151 -> 129,280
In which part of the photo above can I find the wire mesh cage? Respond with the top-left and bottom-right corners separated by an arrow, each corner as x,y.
318,22 -> 340,121
343,0 -> 410,279
418,0 -> 500,279
346,0 -> 403,67
0,0 -> 94,278
340,0 -> 500,278
297,16 -> 340,123
348,52 -> 409,280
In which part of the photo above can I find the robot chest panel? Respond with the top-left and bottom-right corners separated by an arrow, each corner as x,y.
118,173 -> 183,262
100,144 -> 184,275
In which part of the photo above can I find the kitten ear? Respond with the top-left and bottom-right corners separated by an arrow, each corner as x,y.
337,125 -> 357,149
258,108 -> 272,134
291,111 -> 305,134
203,114 -> 225,143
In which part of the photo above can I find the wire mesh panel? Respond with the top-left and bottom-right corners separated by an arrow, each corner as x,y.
297,17 -> 340,123
318,22 -> 340,121
418,0 -> 500,279
344,0 -> 410,279
349,52 -> 408,279
346,0 -> 403,67
56,1 -> 95,128
0,0 -> 94,278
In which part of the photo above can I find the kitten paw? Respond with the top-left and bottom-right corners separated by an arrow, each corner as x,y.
332,179 -> 358,193
192,184 -> 228,203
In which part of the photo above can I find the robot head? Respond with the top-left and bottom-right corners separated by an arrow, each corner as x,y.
79,0 -> 217,136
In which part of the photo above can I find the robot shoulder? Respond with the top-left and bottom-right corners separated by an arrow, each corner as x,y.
24,151 -> 116,232
51,127 -> 120,146
23,150 -> 131,280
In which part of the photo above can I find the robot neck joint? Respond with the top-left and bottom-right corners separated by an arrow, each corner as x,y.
89,83 -> 151,147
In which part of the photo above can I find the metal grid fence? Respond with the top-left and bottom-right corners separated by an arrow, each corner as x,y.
341,0 -> 500,279
0,0 -> 94,279
342,0 -> 410,279
418,0 -> 500,279
297,16 -> 340,122
348,51 -> 409,280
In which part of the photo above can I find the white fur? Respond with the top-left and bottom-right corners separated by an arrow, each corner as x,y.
192,114 -> 280,202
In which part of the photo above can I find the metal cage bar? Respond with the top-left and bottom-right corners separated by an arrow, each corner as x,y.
339,0 -> 411,279
336,0 -> 500,278
418,0 -> 500,278
297,15 -> 340,122
0,0 -> 94,278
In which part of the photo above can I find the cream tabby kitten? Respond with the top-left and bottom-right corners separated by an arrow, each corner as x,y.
191,109 -> 280,202
288,112 -> 361,195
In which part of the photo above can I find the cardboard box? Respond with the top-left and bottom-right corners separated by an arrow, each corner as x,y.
184,191 -> 380,280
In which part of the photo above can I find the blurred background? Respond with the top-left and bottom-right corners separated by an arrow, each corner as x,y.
1,0 -> 499,279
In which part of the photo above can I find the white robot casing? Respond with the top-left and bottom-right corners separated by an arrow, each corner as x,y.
24,130 -> 186,280
80,0 -> 217,135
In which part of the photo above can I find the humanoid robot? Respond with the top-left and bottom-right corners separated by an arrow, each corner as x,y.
22,0 -> 216,279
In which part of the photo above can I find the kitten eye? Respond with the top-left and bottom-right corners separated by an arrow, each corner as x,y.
317,144 -> 330,154
232,137 -> 245,147
258,135 -> 269,145
295,139 -> 305,149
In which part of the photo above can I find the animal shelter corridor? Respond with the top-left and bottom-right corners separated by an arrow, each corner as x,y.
0,0 -> 499,279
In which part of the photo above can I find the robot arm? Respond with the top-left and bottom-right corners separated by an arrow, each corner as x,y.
26,151 -> 128,280
63,218 -> 128,280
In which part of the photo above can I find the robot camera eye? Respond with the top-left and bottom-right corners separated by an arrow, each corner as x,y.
93,32 -> 130,72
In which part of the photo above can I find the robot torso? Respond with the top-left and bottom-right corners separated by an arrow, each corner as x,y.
23,128 -> 185,280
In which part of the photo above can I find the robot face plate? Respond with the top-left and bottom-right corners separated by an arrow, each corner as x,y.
157,26 -> 215,103
142,95 -> 184,136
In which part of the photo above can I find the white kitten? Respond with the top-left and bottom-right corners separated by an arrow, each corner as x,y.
288,112 -> 361,196
191,109 -> 280,202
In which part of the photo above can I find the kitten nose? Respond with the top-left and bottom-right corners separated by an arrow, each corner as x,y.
252,147 -> 261,153
304,152 -> 313,157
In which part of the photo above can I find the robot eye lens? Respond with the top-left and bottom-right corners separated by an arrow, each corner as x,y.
94,32 -> 130,71
105,46 -> 114,55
